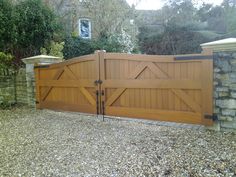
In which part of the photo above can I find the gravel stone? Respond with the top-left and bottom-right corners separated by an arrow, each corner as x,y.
0,108 -> 236,177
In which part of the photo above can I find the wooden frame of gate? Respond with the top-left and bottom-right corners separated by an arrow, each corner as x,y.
34,53 -> 100,114
34,50 -> 213,125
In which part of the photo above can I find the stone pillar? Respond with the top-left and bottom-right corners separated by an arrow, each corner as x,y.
201,38 -> 236,132
22,55 -> 62,107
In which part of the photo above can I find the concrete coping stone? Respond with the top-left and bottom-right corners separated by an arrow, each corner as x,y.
22,55 -> 63,64
201,38 -> 236,52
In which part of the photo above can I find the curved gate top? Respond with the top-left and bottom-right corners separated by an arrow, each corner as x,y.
35,50 -> 213,125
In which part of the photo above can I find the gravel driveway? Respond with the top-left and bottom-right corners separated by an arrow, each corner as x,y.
0,108 -> 236,177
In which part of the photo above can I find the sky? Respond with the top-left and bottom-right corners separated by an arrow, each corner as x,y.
126,0 -> 224,10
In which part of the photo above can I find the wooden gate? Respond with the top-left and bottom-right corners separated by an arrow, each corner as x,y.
34,53 -> 100,114
35,50 -> 213,125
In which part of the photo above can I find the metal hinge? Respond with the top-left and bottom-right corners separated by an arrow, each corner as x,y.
34,65 -> 50,69
204,114 -> 218,121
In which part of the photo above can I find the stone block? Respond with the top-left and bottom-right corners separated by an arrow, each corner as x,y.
213,81 -> 219,86
231,92 -> 236,98
222,109 -> 236,116
221,120 -> 236,129
227,117 -> 234,121
231,63 -> 236,70
214,59 -> 231,72
216,52 -> 232,59
216,99 -> 236,109
232,53 -> 236,59
214,92 -> 219,98
230,73 -> 236,83
215,73 -> 229,80
214,68 -> 221,73
230,84 -> 236,91
219,92 -> 229,97
221,81 -> 231,87
214,108 -> 220,114
220,74 -> 230,81
216,87 -> 229,92
218,116 -> 227,121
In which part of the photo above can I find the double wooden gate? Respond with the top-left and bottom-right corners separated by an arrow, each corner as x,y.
34,50 -> 213,125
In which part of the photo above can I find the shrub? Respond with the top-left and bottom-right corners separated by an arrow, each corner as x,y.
0,0 -> 15,52
63,37 -> 96,59
0,52 -> 14,69
0,0 -> 62,66
40,41 -> 64,58
63,33 -> 138,59
0,101 -> 15,110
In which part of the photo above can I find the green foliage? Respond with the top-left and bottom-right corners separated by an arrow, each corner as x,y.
138,0 -> 236,55
63,34 -> 137,59
224,3 -> 236,33
40,41 -> 64,58
95,36 -> 123,53
0,0 -> 15,52
0,101 -> 15,110
198,30 -> 222,40
0,0 -> 62,67
63,37 -> 96,59
14,0 -> 61,59
0,52 -> 14,69
163,0 -> 198,25
139,24 -> 211,55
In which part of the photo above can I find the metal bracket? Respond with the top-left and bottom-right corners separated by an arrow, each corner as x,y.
34,65 -> 50,69
175,55 -> 213,60
204,114 -> 218,121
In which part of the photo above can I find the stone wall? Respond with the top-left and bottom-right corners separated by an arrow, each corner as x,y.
0,70 -> 16,105
16,68 -> 28,104
214,51 -> 236,131
0,68 -> 28,106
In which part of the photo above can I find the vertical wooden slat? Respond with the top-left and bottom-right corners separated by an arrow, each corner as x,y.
201,60 -> 214,125
174,63 -> 181,111
124,60 -> 129,107
34,65 -> 41,109
180,63 -> 188,111
168,63 -> 175,110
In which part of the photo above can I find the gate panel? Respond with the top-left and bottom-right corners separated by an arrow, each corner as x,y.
34,54 -> 100,114
99,52 -> 213,125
